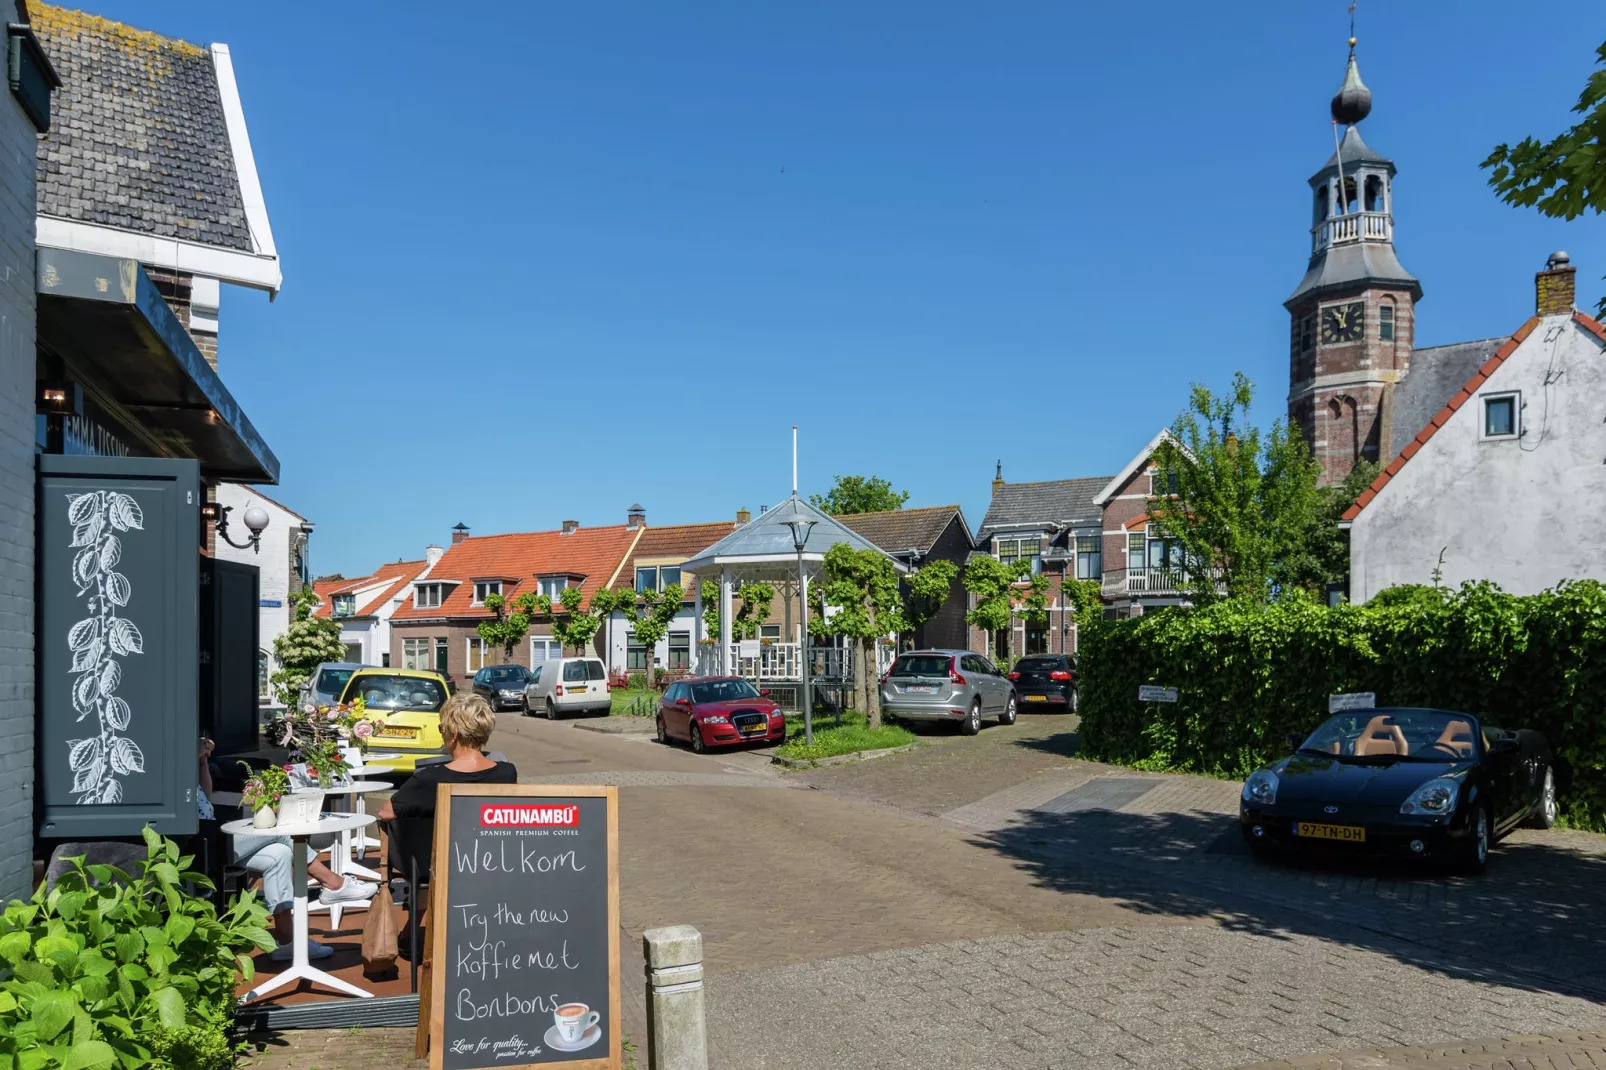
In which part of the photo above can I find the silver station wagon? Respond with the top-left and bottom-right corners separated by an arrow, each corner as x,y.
879,649 -> 1018,735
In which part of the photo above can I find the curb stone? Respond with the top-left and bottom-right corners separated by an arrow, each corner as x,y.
771,743 -> 917,770
574,717 -> 656,735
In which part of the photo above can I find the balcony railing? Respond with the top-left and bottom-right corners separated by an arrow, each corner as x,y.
1124,567 -> 1187,595
693,640 -> 895,682
1311,210 -> 1392,253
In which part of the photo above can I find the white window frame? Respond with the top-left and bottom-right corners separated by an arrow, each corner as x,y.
635,566 -> 657,593
530,636 -> 562,667
539,576 -> 570,599
467,636 -> 497,672
472,580 -> 502,605
416,584 -> 442,609
332,593 -> 356,618
402,637 -> 431,671
1481,391 -> 1520,441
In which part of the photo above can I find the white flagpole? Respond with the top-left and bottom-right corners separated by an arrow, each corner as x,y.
792,425 -> 798,496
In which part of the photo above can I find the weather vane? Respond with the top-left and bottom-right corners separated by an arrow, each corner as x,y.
1348,2 -> 1357,51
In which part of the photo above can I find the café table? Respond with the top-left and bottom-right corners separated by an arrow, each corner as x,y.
294,780 -> 391,910
222,811 -> 376,1002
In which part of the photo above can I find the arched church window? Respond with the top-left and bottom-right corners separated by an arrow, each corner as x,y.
1328,399 -> 1343,420
1364,175 -> 1383,212
1379,297 -> 1396,341
1341,177 -> 1359,214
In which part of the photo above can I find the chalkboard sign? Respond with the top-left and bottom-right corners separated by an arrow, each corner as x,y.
427,785 -> 621,1070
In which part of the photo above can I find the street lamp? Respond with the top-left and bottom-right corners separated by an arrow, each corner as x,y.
784,517 -> 816,746
202,502 -> 271,553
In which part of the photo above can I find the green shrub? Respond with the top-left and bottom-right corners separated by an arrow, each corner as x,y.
1077,580 -> 1606,828
0,826 -> 275,1069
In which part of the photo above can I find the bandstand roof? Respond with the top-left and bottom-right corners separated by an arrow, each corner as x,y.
680,495 -> 906,574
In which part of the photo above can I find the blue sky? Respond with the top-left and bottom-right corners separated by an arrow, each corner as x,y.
93,1 -> 1606,576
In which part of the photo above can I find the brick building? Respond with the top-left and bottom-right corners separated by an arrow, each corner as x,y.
603,512 -> 739,677
838,505 -> 974,651
388,519 -> 643,680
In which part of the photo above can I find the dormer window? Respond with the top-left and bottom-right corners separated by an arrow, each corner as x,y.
331,594 -> 355,619
416,584 -> 443,609
539,576 -> 570,599
472,581 -> 502,605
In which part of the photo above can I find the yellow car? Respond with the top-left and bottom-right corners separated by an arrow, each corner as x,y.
336,668 -> 449,773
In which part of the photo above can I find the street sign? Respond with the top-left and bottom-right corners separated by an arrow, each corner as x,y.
1329,691 -> 1376,713
1138,685 -> 1178,704
258,599 -> 282,607
738,639 -> 761,659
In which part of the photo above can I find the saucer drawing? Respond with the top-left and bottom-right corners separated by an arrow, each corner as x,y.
544,1024 -> 601,1052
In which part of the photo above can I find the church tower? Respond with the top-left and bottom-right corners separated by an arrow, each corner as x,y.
1286,38 -> 1421,486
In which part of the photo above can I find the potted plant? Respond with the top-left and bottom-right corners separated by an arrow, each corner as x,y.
240,762 -> 291,828
300,740 -> 352,789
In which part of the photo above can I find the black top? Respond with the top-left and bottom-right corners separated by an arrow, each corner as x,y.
390,761 -> 519,819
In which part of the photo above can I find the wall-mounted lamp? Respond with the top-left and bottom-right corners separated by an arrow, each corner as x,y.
37,382 -> 80,415
203,502 -> 270,553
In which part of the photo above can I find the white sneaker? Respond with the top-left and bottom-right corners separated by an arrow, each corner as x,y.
271,940 -> 334,962
319,879 -> 377,906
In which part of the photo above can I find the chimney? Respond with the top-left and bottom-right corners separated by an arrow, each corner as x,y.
451,522 -> 470,545
1536,251 -> 1576,316
992,460 -> 1005,495
425,544 -> 444,568
627,504 -> 646,529
736,508 -> 751,525
561,520 -> 579,535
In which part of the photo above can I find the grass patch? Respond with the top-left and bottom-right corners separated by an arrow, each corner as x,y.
610,689 -> 659,716
774,710 -> 916,761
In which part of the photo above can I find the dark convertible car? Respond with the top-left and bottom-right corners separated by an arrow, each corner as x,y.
1239,707 -> 1557,874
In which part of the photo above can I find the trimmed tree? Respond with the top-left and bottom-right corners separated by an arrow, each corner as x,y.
621,584 -> 685,686
271,587 -> 348,706
818,543 -> 907,728
732,583 -> 775,640
476,591 -> 543,663
901,558 -> 959,645
964,554 -> 1030,661
544,586 -> 600,655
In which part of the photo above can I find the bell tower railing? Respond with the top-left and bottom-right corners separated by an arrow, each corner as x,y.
1311,210 -> 1392,253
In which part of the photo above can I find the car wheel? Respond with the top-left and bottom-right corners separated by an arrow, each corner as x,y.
690,724 -> 706,754
545,699 -> 559,721
961,700 -> 982,736
1456,805 -> 1491,875
1068,686 -> 1080,714
656,717 -> 670,746
999,695 -> 1018,726
1528,767 -> 1559,829
520,696 -> 531,716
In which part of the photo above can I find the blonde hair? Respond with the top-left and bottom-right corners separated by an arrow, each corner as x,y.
439,692 -> 496,751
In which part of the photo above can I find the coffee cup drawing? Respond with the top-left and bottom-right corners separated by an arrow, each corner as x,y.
554,1002 -> 600,1047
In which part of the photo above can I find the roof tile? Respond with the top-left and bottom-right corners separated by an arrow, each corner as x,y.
837,506 -> 967,555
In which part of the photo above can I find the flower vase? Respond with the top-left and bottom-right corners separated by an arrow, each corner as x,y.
317,771 -> 333,790
251,805 -> 277,829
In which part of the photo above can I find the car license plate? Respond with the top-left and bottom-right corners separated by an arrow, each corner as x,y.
1294,821 -> 1365,842
904,685 -> 934,693
377,725 -> 419,739
1024,695 -> 1048,702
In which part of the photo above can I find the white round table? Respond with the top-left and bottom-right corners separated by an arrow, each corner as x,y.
295,780 -> 392,889
222,812 -> 376,1003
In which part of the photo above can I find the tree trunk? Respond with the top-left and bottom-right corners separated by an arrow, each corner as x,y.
861,637 -> 882,730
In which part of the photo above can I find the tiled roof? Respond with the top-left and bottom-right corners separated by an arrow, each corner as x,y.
32,5 -> 252,252
1391,338 -> 1507,457
978,477 -> 1109,540
1342,315 -> 1578,521
313,559 -> 428,619
391,525 -> 642,621
608,522 -> 738,591
837,505 -> 968,555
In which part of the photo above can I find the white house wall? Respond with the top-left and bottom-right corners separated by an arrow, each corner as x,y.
1351,314 -> 1606,600
605,606 -> 699,676
215,485 -> 305,698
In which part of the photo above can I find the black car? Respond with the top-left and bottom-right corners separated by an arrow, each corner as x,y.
471,664 -> 533,711
1239,707 -> 1557,874
1006,655 -> 1077,711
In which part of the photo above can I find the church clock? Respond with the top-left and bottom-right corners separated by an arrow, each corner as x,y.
1320,302 -> 1364,344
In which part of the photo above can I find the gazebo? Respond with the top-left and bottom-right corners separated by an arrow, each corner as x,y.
680,495 -> 906,704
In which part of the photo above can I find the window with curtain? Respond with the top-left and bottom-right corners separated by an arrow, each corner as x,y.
635,567 -> 657,592
668,632 -> 690,670
403,638 -> 431,671
626,637 -> 649,670
996,537 -> 1043,575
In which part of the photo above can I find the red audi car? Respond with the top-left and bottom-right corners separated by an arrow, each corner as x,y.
656,676 -> 786,753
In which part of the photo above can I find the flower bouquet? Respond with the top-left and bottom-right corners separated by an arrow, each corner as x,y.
239,762 -> 291,828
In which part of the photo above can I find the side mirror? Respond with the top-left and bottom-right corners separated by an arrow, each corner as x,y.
759,689 -> 770,697
677,698 -> 690,707
1286,733 -> 1303,751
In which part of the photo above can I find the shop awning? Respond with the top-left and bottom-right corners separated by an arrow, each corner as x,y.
36,248 -> 279,483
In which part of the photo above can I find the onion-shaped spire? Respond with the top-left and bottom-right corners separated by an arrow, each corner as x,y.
1330,51 -> 1372,125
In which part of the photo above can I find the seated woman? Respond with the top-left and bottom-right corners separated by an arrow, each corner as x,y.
378,692 -> 518,825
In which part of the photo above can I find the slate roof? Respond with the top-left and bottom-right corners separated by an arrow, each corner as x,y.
977,478 -> 1108,541
32,5 -> 252,252
391,525 -> 642,621
608,521 -> 739,591
1392,338 -> 1506,453
837,505 -> 967,556
680,496 -> 901,571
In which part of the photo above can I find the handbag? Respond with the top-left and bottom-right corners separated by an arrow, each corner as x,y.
361,880 -> 399,974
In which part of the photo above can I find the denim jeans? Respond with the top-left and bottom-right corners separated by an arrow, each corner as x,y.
231,835 -> 297,915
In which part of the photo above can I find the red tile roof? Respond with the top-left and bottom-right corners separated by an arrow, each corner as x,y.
313,559 -> 429,618
391,524 -> 643,620
1341,313 -> 1604,521
608,521 -> 737,590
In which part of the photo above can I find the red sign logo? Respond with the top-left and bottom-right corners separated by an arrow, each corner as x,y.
479,804 -> 579,827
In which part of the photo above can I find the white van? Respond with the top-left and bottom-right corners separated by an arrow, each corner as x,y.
522,657 -> 611,718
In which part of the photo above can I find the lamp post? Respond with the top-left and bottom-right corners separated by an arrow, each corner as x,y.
784,518 -> 816,746
201,502 -> 271,553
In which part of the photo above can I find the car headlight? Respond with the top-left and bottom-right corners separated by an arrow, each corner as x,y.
704,715 -> 729,725
1401,777 -> 1459,816
499,689 -> 522,697
1242,769 -> 1279,806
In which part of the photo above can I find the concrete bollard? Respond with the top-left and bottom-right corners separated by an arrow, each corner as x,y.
643,925 -> 709,1070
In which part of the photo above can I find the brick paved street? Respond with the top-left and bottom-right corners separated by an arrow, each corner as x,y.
248,713 -> 1606,1069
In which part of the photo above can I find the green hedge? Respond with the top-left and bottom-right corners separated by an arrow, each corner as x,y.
1077,581 -> 1606,829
